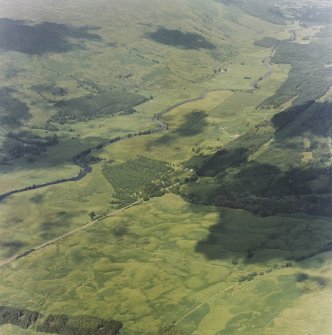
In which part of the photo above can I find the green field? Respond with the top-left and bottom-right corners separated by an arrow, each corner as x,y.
1,194 -> 332,335
1,0 -> 332,334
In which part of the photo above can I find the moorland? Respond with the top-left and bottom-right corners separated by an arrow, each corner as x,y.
0,0 -> 332,334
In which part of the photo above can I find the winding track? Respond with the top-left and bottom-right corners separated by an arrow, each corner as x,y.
0,200 -> 142,269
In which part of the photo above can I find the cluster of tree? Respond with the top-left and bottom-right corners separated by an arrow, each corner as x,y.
102,156 -> 174,202
260,37 -> 332,107
292,241 -> 332,262
80,154 -> 102,165
0,306 -> 123,335
7,131 -> 58,146
50,90 -> 148,123
238,272 -> 258,282
31,121 -> 59,131
209,192 -> 332,217
36,314 -> 123,335
0,305 -> 41,329
238,261 -> 293,283
254,37 -> 280,48
180,101 -> 332,217
6,131 -> 58,159
158,324 -> 187,335
195,127 -> 273,177
74,77 -> 100,93
32,84 -> 68,103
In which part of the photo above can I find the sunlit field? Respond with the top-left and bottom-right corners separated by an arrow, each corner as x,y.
1,0 -> 332,334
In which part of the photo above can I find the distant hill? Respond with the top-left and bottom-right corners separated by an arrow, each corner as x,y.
216,0 -> 287,25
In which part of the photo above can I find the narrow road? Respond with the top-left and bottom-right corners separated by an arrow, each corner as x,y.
0,66 -> 275,267
0,200 -> 142,269
251,48 -> 275,89
175,283 -> 239,325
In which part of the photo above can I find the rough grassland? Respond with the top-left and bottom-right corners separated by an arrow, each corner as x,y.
0,194 -> 331,335
1,0 -> 332,335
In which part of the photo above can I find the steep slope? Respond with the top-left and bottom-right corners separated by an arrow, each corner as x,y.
182,100 -> 332,216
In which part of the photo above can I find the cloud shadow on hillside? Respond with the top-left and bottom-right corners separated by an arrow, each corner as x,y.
147,27 -> 215,50
195,207 -> 332,264
0,18 -> 102,55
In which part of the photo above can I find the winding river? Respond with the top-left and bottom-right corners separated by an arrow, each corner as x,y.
0,91 -> 218,202
0,55 -> 273,204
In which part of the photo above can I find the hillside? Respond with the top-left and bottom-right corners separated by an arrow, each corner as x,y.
1,0 -> 332,335
182,100 -> 332,216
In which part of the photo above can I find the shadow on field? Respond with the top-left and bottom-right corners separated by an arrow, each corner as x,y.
147,27 -> 215,50
195,207 -> 332,264
0,240 -> 27,258
176,111 -> 209,137
0,18 -> 102,55
182,101 -> 332,216
39,210 -> 86,240
0,208 -> 87,257
182,100 -> 332,263
272,100 -> 332,138
0,87 -> 31,126
0,131 -> 109,174
147,110 -> 208,148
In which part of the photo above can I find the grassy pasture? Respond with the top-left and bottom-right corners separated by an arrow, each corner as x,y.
0,194 -> 331,335
99,66 -> 290,167
0,0 -> 292,191
1,0 -> 331,334
0,164 -> 114,260
0,88 -> 241,259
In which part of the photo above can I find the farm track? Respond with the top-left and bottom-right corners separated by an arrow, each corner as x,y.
0,200 -> 142,269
